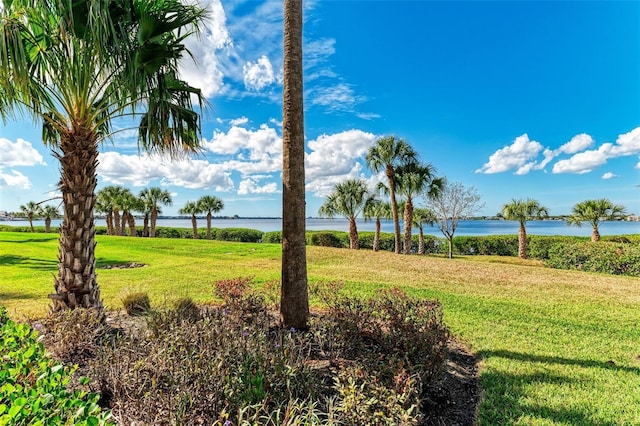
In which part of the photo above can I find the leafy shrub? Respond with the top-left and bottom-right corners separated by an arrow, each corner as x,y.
546,241 -> 640,276
453,235 -> 518,256
527,236 -> 587,260
261,231 -> 282,243
121,292 -> 151,316
0,307 -> 112,425
173,297 -> 201,322
307,231 -> 348,248
56,280 -> 451,425
212,227 -> 263,243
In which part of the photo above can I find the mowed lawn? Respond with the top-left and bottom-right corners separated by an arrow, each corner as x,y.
1,231 -> 638,425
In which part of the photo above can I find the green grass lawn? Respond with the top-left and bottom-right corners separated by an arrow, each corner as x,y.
1,231 -> 639,425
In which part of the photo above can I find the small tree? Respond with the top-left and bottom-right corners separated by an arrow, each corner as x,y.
567,198 -> 626,242
198,195 -> 224,239
319,179 -> 369,249
413,208 -> 437,255
364,196 -> 391,252
19,201 -> 43,232
501,198 -> 549,258
140,187 -> 173,238
42,205 -> 60,233
427,181 -> 484,258
179,201 -> 202,239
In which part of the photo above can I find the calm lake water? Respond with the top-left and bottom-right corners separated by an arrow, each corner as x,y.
3,218 -> 639,237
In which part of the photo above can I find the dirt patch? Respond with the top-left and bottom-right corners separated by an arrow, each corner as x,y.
98,262 -> 146,270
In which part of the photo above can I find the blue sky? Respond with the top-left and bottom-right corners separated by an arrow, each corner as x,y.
1,0 -> 639,218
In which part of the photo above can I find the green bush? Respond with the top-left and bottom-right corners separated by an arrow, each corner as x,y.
262,231 -> 282,243
527,236 -> 585,259
546,242 -> 640,276
0,308 -> 112,425
307,231 -> 348,248
453,235 -> 518,256
212,227 -> 263,243
358,231 -> 396,251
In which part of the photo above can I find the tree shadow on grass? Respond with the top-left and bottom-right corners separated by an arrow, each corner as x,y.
0,291 -> 36,301
0,237 -> 57,243
0,254 -> 57,270
477,349 -> 636,425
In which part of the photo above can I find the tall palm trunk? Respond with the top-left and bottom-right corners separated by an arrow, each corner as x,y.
591,227 -> 600,242
142,214 -> 149,237
50,128 -> 102,311
191,214 -> 198,239
28,215 -> 35,232
387,166 -> 401,254
206,212 -> 212,239
403,197 -> 413,254
120,213 -> 127,236
127,213 -> 136,237
348,216 -> 359,249
113,209 -> 121,236
105,212 -> 114,235
418,228 -> 425,254
518,222 -> 527,259
45,217 -> 52,233
281,0 -> 309,330
373,218 -> 381,252
150,207 -> 158,238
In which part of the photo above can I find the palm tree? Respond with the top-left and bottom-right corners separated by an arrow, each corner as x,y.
0,1 -> 207,311
19,201 -> 42,232
179,201 -> 202,239
97,186 -> 128,236
118,190 -> 142,237
363,196 -> 391,252
140,187 -> 173,238
413,208 -> 437,255
395,162 -> 443,254
198,195 -> 224,239
319,180 -> 369,250
501,198 -> 549,258
366,136 -> 418,254
567,199 -> 626,242
42,205 -> 60,233
281,0 -> 309,329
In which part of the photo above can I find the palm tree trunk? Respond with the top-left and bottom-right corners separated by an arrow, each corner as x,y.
120,213 -> 126,236
403,197 -> 413,254
387,170 -> 401,254
280,0 -> 309,330
106,212 -> 114,235
206,212 -> 212,239
418,228 -> 425,254
50,129 -> 102,311
28,216 -> 34,232
191,215 -> 198,239
373,218 -> 381,252
592,227 -> 600,242
113,209 -> 121,236
348,217 -> 359,249
45,217 -> 52,233
518,223 -> 527,259
143,214 -> 149,237
128,213 -> 136,237
150,207 -> 158,238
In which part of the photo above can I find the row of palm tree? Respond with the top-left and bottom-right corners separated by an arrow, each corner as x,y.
501,198 -> 627,258
319,136 -> 444,255
178,196 -> 225,239
18,202 -> 60,233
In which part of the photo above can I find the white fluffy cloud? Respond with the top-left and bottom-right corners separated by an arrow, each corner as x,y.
601,172 -> 617,179
0,169 -> 31,189
205,124 -> 282,162
98,152 -> 234,191
476,134 -> 543,174
238,178 -> 279,195
229,116 -> 249,126
305,129 -> 377,196
243,55 -> 277,91
180,0 -> 232,98
0,138 -> 45,167
478,128 -> 640,175
552,127 -> 640,174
